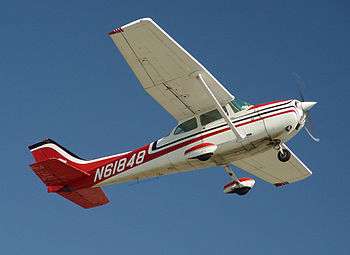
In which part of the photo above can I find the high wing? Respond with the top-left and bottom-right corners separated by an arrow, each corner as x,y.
232,145 -> 312,186
109,18 -> 234,121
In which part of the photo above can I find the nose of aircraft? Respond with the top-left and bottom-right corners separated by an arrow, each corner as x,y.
300,101 -> 317,111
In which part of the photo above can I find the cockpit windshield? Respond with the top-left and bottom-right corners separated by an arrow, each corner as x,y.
228,98 -> 251,113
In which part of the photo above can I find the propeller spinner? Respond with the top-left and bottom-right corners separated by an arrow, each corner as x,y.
293,73 -> 320,142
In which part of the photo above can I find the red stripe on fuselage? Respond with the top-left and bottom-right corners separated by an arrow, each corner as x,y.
236,109 -> 296,127
249,100 -> 287,110
67,107 -> 296,188
92,109 -> 296,184
184,143 -> 215,154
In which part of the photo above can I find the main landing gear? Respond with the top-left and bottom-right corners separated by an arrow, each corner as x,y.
273,140 -> 291,162
223,165 -> 255,196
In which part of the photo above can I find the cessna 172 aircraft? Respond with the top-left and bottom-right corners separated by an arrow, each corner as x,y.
28,18 -> 317,208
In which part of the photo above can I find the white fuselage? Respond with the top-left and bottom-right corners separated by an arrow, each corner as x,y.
98,100 -> 303,187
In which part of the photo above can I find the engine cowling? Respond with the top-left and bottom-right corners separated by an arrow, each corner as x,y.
223,177 -> 255,195
184,143 -> 217,161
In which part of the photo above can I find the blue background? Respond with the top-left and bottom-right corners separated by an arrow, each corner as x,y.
1,0 -> 349,254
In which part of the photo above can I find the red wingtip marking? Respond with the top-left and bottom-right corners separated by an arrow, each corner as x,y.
108,27 -> 124,35
274,182 -> 289,187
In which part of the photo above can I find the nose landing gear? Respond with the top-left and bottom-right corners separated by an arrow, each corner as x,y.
277,149 -> 291,162
273,140 -> 291,162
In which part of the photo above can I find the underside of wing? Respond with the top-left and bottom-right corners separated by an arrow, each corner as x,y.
232,145 -> 312,186
109,18 -> 234,121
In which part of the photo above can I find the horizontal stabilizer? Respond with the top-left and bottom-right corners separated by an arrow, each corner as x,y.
58,187 -> 109,209
30,158 -> 90,186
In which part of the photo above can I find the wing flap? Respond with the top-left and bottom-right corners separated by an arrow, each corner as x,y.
232,145 -> 312,185
58,187 -> 109,209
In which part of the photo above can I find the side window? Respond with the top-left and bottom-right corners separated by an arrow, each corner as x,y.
174,118 -> 198,135
200,109 -> 225,126
229,99 -> 251,112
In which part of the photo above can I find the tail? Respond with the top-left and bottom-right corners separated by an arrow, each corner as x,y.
28,139 -> 109,209
28,138 -> 85,163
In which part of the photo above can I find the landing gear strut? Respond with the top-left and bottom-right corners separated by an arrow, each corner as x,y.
273,140 -> 291,162
277,149 -> 291,162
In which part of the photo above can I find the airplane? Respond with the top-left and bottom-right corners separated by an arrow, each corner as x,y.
28,18 -> 317,209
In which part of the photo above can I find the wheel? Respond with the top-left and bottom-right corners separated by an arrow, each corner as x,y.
277,149 -> 291,162
196,153 -> 213,161
235,187 -> 251,196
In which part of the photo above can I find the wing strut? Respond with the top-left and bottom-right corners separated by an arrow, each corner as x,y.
223,165 -> 239,182
196,74 -> 246,141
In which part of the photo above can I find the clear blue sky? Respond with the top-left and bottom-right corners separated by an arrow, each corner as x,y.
1,0 -> 349,254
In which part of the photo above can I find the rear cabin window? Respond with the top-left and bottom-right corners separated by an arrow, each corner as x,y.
174,118 -> 198,135
228,98 -> 251,112
200,108 -> 226,126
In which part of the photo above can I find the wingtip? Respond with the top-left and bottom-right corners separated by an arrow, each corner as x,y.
108,17 -> 155,36
139,17 -> 154,23
274,182 -> 289,187
108,27 -> 124,35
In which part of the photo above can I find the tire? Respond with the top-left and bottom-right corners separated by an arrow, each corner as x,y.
196,153 -> 213,161
277,149 -> 291,162
235,187 -> 251,196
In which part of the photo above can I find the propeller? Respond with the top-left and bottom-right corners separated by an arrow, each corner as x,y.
293,73 -> 320,142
